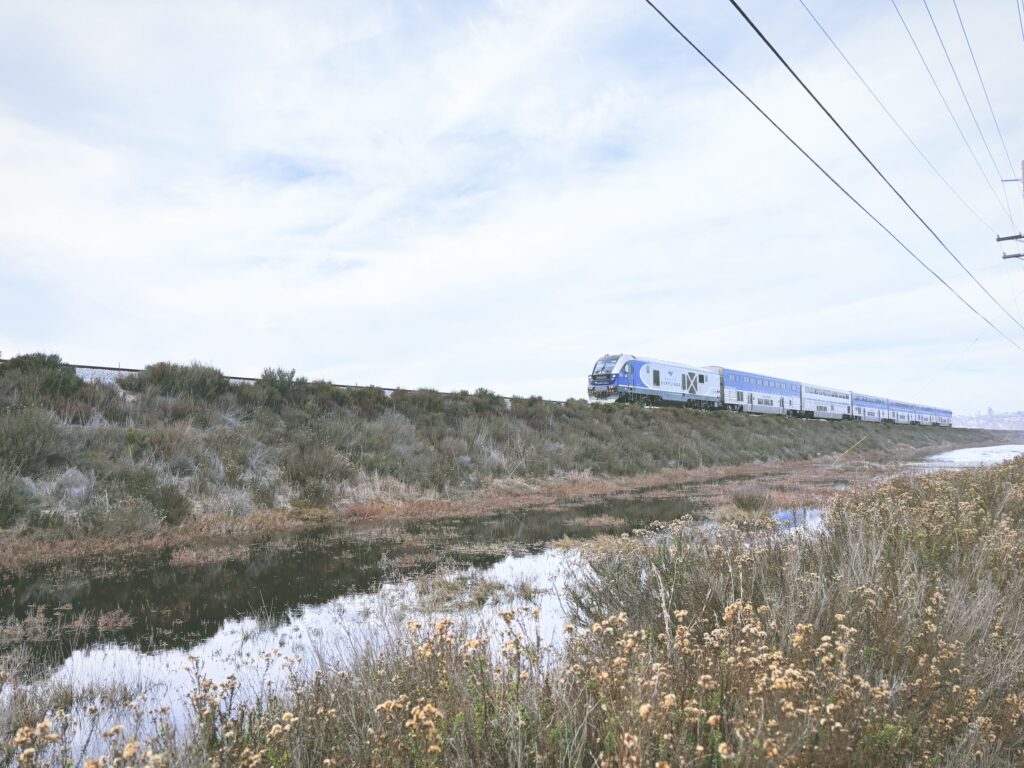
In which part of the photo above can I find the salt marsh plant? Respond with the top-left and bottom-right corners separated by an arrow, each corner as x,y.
0,353 -> 1007,538
4,458 -> 1024,766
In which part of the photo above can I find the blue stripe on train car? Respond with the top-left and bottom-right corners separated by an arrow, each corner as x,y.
618,385 -> 717,403
852,393 -> 887,408
718,367 -> 801,397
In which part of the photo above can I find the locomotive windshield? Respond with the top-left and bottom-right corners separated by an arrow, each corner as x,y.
592,356 -> 619,375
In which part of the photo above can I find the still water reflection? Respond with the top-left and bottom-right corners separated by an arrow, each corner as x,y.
3,495 -> 700,662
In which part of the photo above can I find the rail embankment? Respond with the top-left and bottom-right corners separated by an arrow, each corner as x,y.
0,353 -> 1014,570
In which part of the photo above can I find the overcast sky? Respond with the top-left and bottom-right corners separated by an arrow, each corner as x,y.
1,0 -> 1022,413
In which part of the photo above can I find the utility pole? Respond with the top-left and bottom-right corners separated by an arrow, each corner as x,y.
997,160 -> 1024,260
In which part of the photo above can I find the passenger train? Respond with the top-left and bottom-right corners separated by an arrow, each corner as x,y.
587,353 -> 952,426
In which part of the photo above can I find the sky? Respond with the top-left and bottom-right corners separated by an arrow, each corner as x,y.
1,0 -> 1022,414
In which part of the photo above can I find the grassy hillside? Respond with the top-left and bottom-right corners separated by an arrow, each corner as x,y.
0,353 -> 1006,536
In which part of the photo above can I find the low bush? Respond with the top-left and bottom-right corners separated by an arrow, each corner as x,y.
282,440 -> 354,506
240,367 -> 309,410
0,408 -> 64,473
730,485 -> 774,513
120,361 -> 228,400
103,464 -> 191,526
127,423 -> 209,478
0,353 -> 82,404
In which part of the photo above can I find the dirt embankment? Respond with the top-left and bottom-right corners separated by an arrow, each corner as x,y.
1,354 -> 1015,576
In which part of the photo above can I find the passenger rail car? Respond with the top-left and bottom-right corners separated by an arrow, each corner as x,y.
587,353 -> 951,426
709,366 -> 800,415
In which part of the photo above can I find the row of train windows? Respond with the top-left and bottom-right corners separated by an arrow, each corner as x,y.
806,387 -> 846,399
729,374 -> 793,391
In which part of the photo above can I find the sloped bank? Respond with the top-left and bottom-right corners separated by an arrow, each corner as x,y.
0,354 -> 1012,573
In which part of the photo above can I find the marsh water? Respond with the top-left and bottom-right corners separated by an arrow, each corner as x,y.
3,444 -> 1023,749
3,494 -> 705,660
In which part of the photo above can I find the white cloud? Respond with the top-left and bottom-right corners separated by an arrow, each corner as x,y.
0,0 -> 1021,413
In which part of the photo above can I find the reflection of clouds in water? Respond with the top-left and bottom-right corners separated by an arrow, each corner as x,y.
9,491 -> 692,665
39,549 -> 578,757
772,508 -> 823,532
924,445 -> 1024,467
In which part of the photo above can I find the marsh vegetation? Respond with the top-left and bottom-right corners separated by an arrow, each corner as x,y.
3,454 -> 1023,766
0,353 -> 999,542
2,353 -> 1020,766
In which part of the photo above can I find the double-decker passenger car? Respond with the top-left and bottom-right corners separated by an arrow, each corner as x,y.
587,353 -> 950,426
852,393 -> 887,422
706,366 -> 800,415
800,383 -> 852,420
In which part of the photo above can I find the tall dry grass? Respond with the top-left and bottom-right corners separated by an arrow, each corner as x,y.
4,458 -> 1024,766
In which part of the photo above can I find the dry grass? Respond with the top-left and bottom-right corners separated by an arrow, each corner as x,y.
0,454 -> 928,575
412,565 -> 544,612
5,457 -> 1024,766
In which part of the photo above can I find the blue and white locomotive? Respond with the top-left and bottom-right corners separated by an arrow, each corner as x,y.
587,353 -> 951,426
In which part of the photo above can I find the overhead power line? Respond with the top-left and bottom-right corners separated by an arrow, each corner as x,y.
890,0 -> 1015,226
639,0 -> 1024,354
797,0 -> 998,235
725,0 -> 1024,337
950,0 -> 1016,176
1004,259 -> 1024,325
920,0 -> 1018,226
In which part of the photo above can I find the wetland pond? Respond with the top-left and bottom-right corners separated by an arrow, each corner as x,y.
3,444 -> 1022,748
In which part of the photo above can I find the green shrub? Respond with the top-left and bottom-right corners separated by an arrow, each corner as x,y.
333,386 -> 389,417
104,465 -> 191,525
120,362 -> 228,400
127,423 -> 208,478
391,388 -> 447,416
0,408 -> 64,472
282,442 -> 353,485
259,367 -> 309,405
282,441 -> 354,506
0,353 -> 82,402
469,388 -> 506,414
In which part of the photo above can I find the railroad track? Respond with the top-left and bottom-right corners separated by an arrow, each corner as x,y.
0,358 -> 565,405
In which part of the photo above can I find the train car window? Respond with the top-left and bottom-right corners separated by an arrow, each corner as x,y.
699,374 -> 705,384
653,370 -> 660,386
